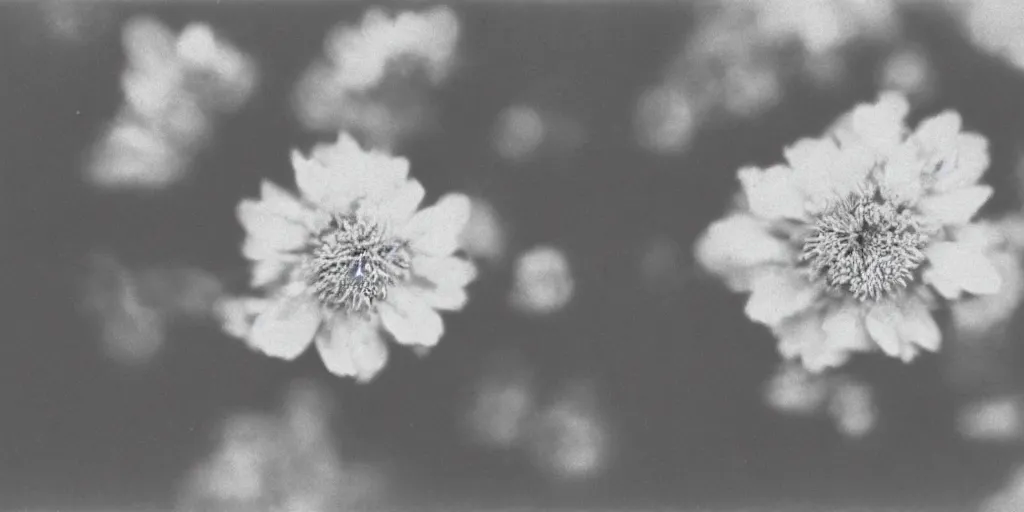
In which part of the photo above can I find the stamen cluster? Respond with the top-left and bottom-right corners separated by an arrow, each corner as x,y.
307,216 -> 411,312
802,193 -> 928,301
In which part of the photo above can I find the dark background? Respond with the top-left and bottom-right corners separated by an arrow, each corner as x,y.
3,2 -> 1024,510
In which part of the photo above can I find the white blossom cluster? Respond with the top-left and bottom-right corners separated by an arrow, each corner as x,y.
293,7 -> 460,150
464,352 -> 611,482
177,380 -> 385,512
636,0 -> 899,154
87,18 -> 257,190
764,363 -> 878,439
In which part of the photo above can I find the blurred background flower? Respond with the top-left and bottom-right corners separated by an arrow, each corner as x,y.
526,379 -> 612,483
8,1 -> 1024,510
292,7 -> 460,151
86,17 -> 257,191
763,363 -> 879,439
458,196 -> 509,268
177,379 -> 387,512
80,252 -> 225,366
509,245 -> 575,316
954,0 -> 1024,72
462,349 -> 537,451
634,0 -> 901,156
33,1 -> 115,46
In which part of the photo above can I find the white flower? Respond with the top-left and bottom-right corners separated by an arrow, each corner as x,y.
223,133 -> 477,382
696,93 -> 1003,371
950,216 -> 1024,340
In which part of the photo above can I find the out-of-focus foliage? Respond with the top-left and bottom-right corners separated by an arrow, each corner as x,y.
81,252 -> 224,366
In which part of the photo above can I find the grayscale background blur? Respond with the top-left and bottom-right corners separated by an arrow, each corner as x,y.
4,1 -> 1024,511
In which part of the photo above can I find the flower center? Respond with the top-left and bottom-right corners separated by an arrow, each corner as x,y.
307,216 -> 410,312
801,193 -> 928,301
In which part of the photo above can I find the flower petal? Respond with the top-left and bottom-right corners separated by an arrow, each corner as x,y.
738,165 -> 807,221
250,259 -> 293,288
775,312 -> 850,373
291,133 -> 412,213
291,149 -> 360,215
925,242 -> 1002,298
931,133 -> 989,193
951,221 -> 1004,251
248,294 -> 321,360
237,200 -> 310,253
416,284 -> 469,311
951,250 -> 1024,338
913,111 -> 961,152
864,302 -> 902,357
300,133 -> 411,210
259,180 -> 327,231
216,296 -> 271,339
865,298 -> 939,362
379,286 -> 445,346
820,304 -> 872,353
878,143 -> 924,205
917,185 -> 992,226
315,314 -> 389,382
786,137 -> 872,209
241,237 -> 286,261
897,299 -> 941,353
360,178 -> 426,227
838,92 -> 909,156
413,255 -> 477,287
694,214 -> 792,291
402,193 -> 472,256
744,269 -> 819,327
